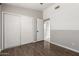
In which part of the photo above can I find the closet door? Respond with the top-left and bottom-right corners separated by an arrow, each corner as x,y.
37,19 -> 44,41
21,16 -> 34,45
4,13 -> 20,49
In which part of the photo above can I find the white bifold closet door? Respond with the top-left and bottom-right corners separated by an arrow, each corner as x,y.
4,13 -> 34,49
4,13 -> 20,49
21,15 -> 34,45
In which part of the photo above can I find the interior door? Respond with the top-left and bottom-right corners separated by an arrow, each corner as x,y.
21,15 -> 34,45
4,13 -> 20,49
44,20 -> 50,42
37,19 -> 44,41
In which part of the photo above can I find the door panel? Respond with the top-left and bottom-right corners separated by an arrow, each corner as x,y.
44,20 -> 50,42
37,19 -> 44,41
21,16 -> 34,45
4,13 -> 20,49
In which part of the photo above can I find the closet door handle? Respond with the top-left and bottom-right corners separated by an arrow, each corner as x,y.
37,30 -> 39,32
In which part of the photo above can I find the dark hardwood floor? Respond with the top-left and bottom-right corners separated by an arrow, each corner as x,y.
0,40 -> 79,56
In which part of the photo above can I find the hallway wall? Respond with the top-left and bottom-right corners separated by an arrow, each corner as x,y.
43,3 -> 79,52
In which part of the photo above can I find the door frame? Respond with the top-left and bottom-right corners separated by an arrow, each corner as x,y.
36,18 -> 44,42
44,18 -> 50,42
32,18 -> 44,42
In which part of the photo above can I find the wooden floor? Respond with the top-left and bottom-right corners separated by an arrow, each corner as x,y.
0,40 -> 79,56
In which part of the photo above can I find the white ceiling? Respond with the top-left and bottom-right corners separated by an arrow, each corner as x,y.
4,3 -> 53,11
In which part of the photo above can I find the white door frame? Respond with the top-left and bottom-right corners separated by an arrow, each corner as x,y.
44,18 -> 50,42
36,18 -> 44,42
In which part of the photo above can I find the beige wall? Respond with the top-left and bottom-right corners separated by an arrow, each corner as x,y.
2,4 -> 43,19
1,4 -> 43,50
43,3 -> 79,52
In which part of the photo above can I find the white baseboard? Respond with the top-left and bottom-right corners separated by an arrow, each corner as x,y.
49,41 -> 79,53
33,39 -> 44,43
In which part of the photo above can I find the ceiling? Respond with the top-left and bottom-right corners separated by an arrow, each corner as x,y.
4,3 -> 54,11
